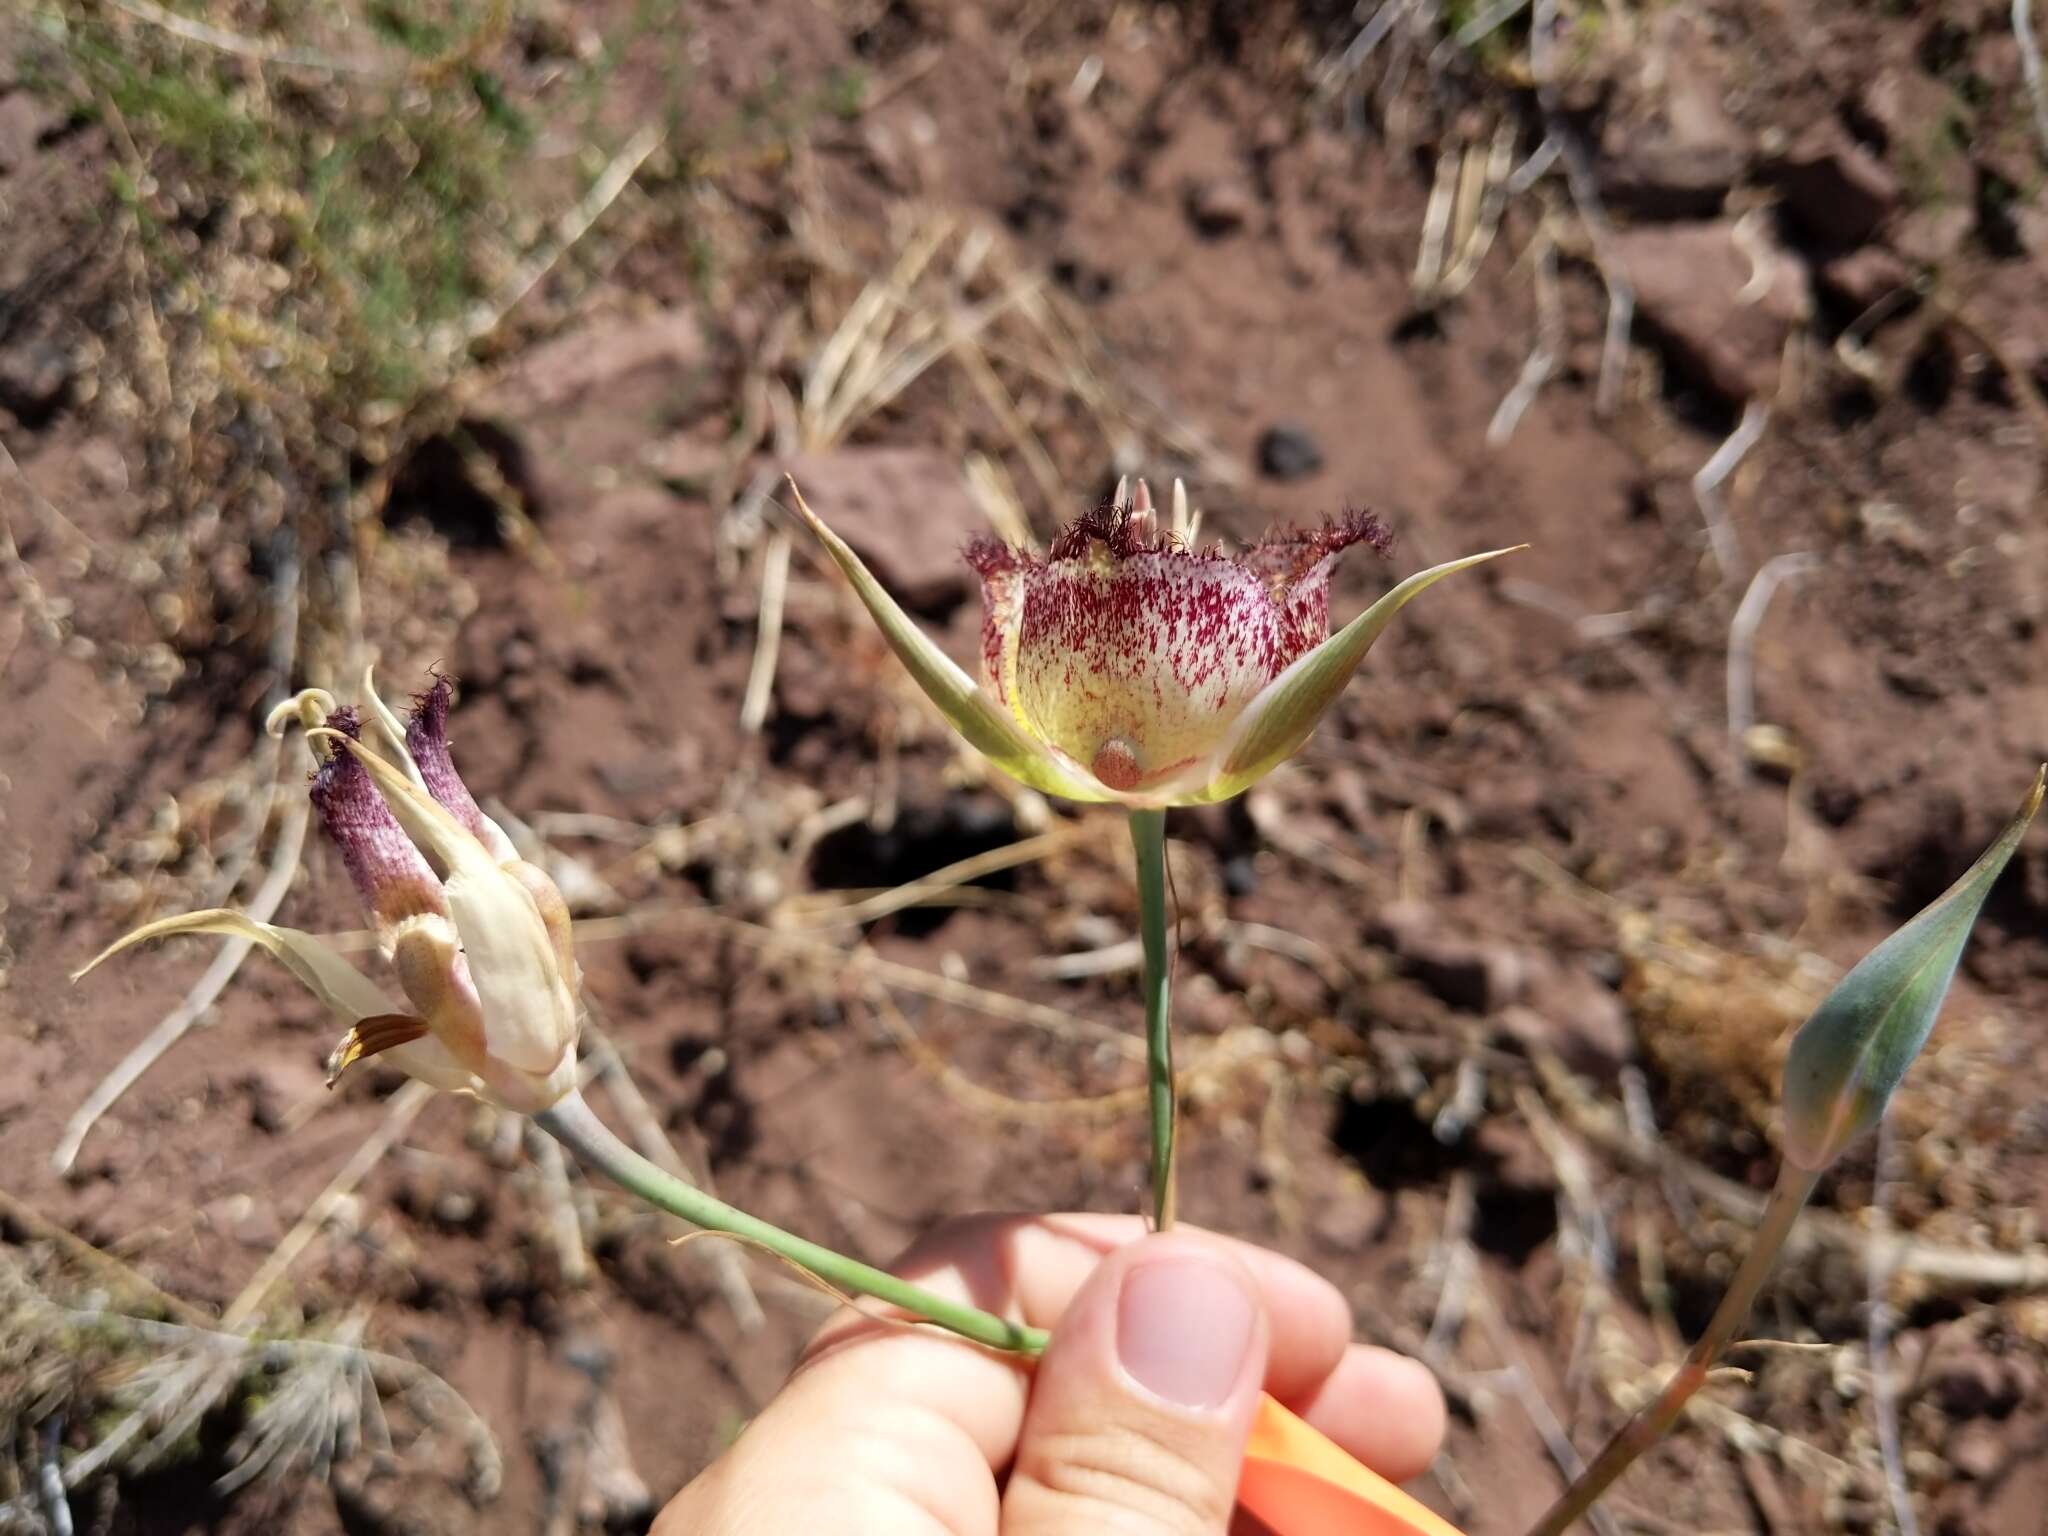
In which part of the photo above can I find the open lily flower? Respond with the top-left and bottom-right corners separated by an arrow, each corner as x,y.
76,677 -> 582,1114
791,478 -> 1518,807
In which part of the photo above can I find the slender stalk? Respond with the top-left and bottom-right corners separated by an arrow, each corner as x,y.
1129,808 -> 1176,1230
536,1090 -> 1048,1355
1523,1161 -> 1822,1536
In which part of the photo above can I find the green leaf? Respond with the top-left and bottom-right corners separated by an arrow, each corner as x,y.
1781,767 -> 2044,1171
1194,545 -> 1523,803
787,479 -> 1113,803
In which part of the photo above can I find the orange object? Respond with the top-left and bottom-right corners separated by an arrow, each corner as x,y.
1238,1394 -> 1469,1536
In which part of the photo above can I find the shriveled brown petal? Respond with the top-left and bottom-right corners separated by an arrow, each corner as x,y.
327,1013 -> 485,1096
326,1012 -> 431,1084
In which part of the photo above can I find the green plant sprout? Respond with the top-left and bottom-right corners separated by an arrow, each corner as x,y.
1523,766 -> 2044,1536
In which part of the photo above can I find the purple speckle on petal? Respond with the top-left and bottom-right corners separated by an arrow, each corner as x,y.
405,676 -> 493,843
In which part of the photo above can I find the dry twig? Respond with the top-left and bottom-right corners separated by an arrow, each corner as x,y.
54,791 -> 312,1174
222,1080 -> 435,1330
1725,550 -> 1816,776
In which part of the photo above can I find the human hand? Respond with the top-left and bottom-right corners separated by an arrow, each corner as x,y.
655,1213 -> 1446,1536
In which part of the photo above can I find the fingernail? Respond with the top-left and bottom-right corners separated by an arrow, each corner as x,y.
1116,1254 -> 1258,1410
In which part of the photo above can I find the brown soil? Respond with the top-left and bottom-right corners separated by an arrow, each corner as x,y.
5,2 -> 2048,1533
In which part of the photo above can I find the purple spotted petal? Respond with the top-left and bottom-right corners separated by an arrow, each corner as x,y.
968,498 -> 1393,792
1242,511 -> 1394,662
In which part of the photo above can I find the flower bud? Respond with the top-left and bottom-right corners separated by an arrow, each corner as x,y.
1781,768 -> 2043,1171
81,674 -> 582,1116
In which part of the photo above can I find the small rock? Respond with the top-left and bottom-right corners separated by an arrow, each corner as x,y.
1819,246 -> 1911,313
77,437 -> 129,494
780,445 -> 984,613
241,1060 -> 326,1134
1946,1420 -> 2006,1480
1929,1345 -> 2028,1420
639,433 -> 726,494
1931,1349 -> 2020,1419
1770,120 -> 1902,247
0,336 -> 75,425
1597,14 -> 1746,217
1612,219 -> 1811,404
494,305 -> 704,414
2012,203 -> 2048,259
1368,900 -> 1529,1014
1185,175 -> 1255,237
0,90 -> 63,178
1851,69 -> 1968,163
1496,961 -> 1635,1074
1310,1186 -> 1386,1253
1894,204 -> 1973,266
1256,422 -> 1324,482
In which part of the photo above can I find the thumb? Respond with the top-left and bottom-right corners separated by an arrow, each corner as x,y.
1003,1232 -> 1268,1535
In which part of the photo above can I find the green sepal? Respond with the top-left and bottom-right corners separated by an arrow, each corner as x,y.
787,479 -> 1113,803
74,908 -> 394,1023
1191,546 -> 1523,804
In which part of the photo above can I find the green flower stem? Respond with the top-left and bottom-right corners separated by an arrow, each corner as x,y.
1523,1161 -> 1822,1536
536,1090 -> 1049,1356
1130,808 -> 1176,1231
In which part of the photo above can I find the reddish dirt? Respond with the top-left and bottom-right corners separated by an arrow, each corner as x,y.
6,2 -> 2048,1533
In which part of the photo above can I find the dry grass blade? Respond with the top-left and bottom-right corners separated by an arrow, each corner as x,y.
574,903 -> 1141,1057
527,1125 -> 593,1290
775,822 -> 1097,929
867,990 -> 1272,1125
7,1280 -> 499,1503
1488,223 -> 1563,446
1866,1120 -> 1920,1536
222,1079 -> 435,1330
54,789 -> 313,1174
1471,1276 -> 1628,1536
1692,402 -> 1770,584
2020,0 -> 2048,166
456,123 -> 664,354
1528,0 -> 1633,416
739,530 -> 794,734
583,1017 -> 765,1332
1534,1052 -> 2048,1292
108,0 -> 397,75
1726,550 -> 1817,775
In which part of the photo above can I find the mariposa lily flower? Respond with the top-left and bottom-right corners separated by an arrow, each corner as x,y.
76,676 -> 582,1114
791,478 -> 1518,807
